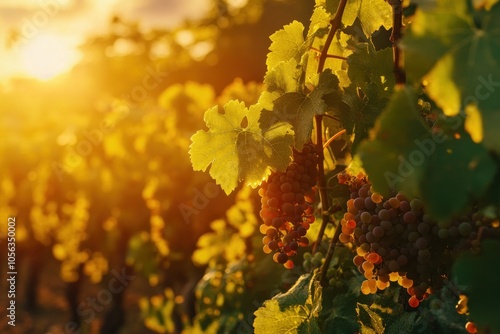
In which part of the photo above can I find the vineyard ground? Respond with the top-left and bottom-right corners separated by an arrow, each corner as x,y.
0,256 -> 159,334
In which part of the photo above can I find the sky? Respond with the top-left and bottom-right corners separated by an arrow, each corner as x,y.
0,0 -> 212,80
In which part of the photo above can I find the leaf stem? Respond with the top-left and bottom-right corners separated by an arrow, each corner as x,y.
388,0 -> 406,85
312,46 -> 348,60
317,0 -> 348,74
325,54 -> 347,60
323,129 -> 347,150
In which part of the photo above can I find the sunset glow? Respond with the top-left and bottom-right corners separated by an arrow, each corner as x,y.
20,34 -> 80,80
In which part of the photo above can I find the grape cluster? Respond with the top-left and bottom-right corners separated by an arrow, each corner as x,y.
258,143 -> 318,269
337,172 -> 499,309
302,251 -> 323,272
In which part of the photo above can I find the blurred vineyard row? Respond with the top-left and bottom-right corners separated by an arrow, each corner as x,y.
0,1 -> 312,333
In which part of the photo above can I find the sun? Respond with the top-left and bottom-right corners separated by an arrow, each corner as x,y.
20,33 -> 80,81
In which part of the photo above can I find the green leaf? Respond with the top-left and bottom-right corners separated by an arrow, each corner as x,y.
385,312 -> 418,333
402,0 -> 500,116
261,70 -> 340,150
420,133 -> 496,219
343,0 -> 392,38
356,303 -> 385,334
358,87 -> 496,219
254,272 -> 322,334
356,289 -> 427,334
259,58 -> 302,110
330,42 -> 394,151
479,98 -> 500,154
267,21 -> 308,71
307,30 -> 353,87
191,220 -> 247,265
482,164 -> 500,210
347,43 -> 395,98
357,87 -> 429,197
483,0 -> 500,9
315,0 -> 391,37
254,301 -> 321,334
308,5 -> 331,38
275,272 -> 313,308
127,234 -> 160,278
321,286 -> 361,334
340,86 -> 387,152
453,240 -> 500,334
140,289 -> 176,333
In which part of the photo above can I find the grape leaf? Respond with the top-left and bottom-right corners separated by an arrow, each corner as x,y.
225,193 -> 257,238
347,43 -> 394,98
267,21 -> 308,71
344,0 -> 392,38
315,0 -> 391,38
329,84 -> 387,152
453,240 -> 500,334
306,22 -> 353,87
356,303 -> 385,334
127,234 -> 160,278
260,70 -> 340,150
140,289 -> 176,333
254,301 -> 321,334
193,260 -> 253,334
191,219 -> 246,265
308,5 -> 331,39
320,279 -> 362,334
274,272 -> 312,307
482,0 -> 500,9
357,291 -> 428,334
478,96 -> 500,154
482,154 -> 500,209
259,58 -> 302,110
402,0 -> 500,117
357,87 -> 429,197
358,86 -> 496,219
384,310 -> 419,333
329,42 -> 394,151
419,133 -> 496,219
190,100 -> 294,194
253,272 -> 322,334
315,0 -> 339,15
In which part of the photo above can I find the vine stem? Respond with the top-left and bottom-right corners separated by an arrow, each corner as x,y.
312,115 -> 329,256
317,0 -> 348,74
320,216 -> 342,286
311,0 -> 347,259
388,0 -> 406,85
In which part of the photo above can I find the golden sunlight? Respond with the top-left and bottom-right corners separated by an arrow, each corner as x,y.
20,33 -> 80,80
